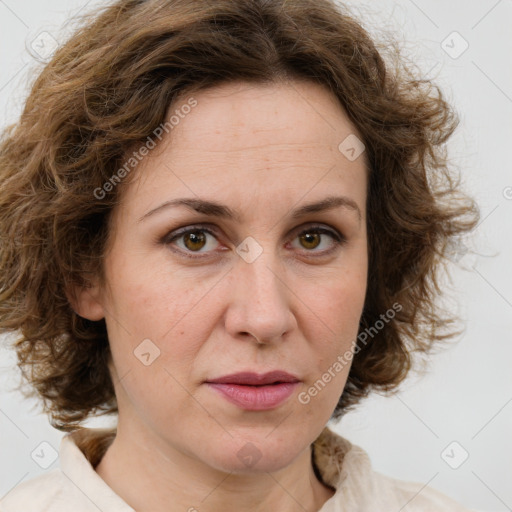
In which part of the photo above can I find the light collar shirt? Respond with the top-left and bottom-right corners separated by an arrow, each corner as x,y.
0,426 -> 473,511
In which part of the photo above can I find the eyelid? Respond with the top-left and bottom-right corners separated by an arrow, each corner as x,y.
292,224 -> 343,241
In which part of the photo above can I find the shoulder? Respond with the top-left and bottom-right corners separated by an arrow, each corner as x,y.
372,470 -> 476,511
0,469 -> 80,512
313,427 -> 475,511
0,428 -> 120,512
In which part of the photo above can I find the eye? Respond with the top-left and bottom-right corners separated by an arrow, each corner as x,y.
162,223 -> 345,260
164,225 -> 221,258
289,225 -> 345,256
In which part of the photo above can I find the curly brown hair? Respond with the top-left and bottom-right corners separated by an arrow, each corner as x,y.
0,0 -> 479,431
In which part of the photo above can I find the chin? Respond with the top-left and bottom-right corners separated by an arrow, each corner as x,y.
199,427 -> 310,474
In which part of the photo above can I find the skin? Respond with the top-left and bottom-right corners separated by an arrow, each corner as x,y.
74,79 -> 368,512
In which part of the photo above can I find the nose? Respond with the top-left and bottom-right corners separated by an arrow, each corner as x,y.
224,252 -> 297,345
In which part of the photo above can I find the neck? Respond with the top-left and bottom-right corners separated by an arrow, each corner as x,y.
94,423 -> 335,512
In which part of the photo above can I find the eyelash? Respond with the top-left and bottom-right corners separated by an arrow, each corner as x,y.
162,223 -> 346,260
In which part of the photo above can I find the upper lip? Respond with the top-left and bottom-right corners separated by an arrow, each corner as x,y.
206,371 -> 300,386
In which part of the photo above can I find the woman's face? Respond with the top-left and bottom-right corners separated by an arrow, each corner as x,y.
83,80 -> 368,474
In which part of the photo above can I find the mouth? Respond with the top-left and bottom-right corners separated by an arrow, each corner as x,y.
205,371 -> 301,411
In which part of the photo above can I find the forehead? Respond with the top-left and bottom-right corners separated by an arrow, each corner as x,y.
118,80 -> 367,220
169,80 -> 360,153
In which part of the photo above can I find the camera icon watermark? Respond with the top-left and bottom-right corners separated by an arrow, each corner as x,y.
440,441 -> 469,469
31,441 -> 58,469
236,236 -> 263,263
446,238 -> 469,263
338,134 -> 365,162
237,442 -> 262,468
30,31 -> 59,61
503,186 -> 512,200
441,31 -> 469,60
134,338 -> 161,366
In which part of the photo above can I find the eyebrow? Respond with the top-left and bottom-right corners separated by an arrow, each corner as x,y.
139,195 -> 362,224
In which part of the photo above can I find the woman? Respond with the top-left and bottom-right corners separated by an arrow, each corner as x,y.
0,0 -> 479,510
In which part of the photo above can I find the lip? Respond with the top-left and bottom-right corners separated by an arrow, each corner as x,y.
205,371 -> 300,411
207,371 -> 300,386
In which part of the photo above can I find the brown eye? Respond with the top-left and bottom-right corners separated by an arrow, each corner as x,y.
291,226 -> 344,255
299,232 -> 321,250
164,226 -> 220,257
183,231 -> 207,251
163,223 -> 344,261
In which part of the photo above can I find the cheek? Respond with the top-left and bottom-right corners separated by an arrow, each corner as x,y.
101,271 -> 214,424
104,247 -> 203,333
307,268 -> 366,337
301,267 -> 366,387
102,255 -> 222,384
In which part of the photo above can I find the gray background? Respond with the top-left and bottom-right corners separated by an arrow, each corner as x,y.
0,1 -> 511,510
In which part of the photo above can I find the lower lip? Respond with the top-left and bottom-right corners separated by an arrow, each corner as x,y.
206,382 -> 300,410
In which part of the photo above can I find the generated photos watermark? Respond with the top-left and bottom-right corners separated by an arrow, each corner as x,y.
298,302 -> 403,405
94,97 -> 198,200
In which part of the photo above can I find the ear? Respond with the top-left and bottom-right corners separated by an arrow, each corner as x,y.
66,276 -> 105,321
